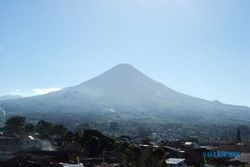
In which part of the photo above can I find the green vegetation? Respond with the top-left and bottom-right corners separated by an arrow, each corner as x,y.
1,116 -> 172,167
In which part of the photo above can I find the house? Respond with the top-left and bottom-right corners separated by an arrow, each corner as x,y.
162,146 -> 182,158
184,142 -> 200,149
228,153 -> 250,166
59,163 -> 85,167
165,158 -> 187,167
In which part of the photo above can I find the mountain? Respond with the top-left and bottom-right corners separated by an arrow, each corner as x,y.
0,64 -> 250,124
0,95 -> 22,101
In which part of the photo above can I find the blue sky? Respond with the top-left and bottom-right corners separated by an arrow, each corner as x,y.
0,0 -> 250,106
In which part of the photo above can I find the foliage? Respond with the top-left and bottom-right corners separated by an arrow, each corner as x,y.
85,136 -> 101,156
4,116 -> 26,134
124,144 -> 141,167
25,123 -> 35,132
81,129 -> 114,150
35,120 -> 67,137
35,120 -> 54,136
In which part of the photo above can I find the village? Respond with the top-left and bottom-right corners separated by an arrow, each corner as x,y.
0,116 -> 250,167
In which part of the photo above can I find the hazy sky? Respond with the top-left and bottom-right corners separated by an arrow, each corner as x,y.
0,0 -> 250,106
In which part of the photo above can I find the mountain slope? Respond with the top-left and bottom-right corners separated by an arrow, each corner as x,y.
0,95 -> 22,101
1,64 -> 249,124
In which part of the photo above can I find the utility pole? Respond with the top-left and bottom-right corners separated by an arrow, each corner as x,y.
236,128 -> 241,144
102,150 -> 105,162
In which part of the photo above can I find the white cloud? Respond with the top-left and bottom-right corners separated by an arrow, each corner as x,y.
32,87 -> 61,95
9,89 -> 24,96
8,87 -> 61,97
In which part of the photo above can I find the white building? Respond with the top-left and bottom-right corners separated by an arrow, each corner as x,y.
59,163 -> 85,167
165,158 -> 187,167
184,141 -> 200,149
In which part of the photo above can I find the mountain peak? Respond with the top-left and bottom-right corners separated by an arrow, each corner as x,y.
76,63 -> 160,94
96,63 -> 150,82
112,63 -> 136,69
108,63 -> 140,74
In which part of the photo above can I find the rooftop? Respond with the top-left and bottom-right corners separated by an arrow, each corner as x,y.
166,158 -> 186,164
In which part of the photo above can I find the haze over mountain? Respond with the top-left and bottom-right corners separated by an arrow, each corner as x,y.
0,95 -> 22,101
0,64 -> 249,124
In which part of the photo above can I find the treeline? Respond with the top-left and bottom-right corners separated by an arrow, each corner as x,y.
1,116 -> 113,155
0,116 -> 167,167
12,111 -> 250,143
3,116 -> 67,137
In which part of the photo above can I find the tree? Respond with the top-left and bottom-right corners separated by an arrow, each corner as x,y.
114,141 -> 130,152
81,129 -> 114,150
25,123 -> 35,133
141,137 -> 151,145
158,160 -> 166,167
124,144 -> 141,167
64,131 -> 75,142
141,147 -> 156,167
35,120 -> 54,136
4,116 -> 26,134
85,136 -> 101,156
52,124 -> 67,136
151,148 -> 165,167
